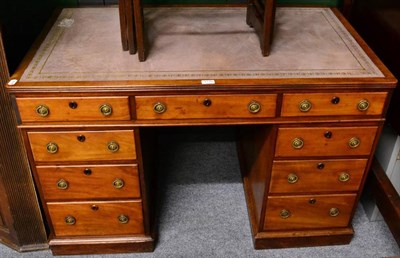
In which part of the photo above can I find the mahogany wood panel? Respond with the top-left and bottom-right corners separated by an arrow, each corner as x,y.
0,29 -> 48,251
275,126 -> 378,157
28,130 -> 136,162
135,94 -> 277,120
16,96 -> 131,122
47,200 -> 144,237
263,194 -> 357,231
36,164 -> 141,201
269,159 -> 368,194
281,92 -> 387,117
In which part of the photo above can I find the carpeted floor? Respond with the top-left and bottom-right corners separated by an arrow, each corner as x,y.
2,126 -> 399,257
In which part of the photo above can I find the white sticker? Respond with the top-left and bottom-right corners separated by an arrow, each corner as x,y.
58,18 -> 74,28
201,80 -> 215,85
8,79 -> 18,86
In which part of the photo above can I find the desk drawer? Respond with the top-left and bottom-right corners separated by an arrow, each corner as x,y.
281,92 -> 387,117
37,164 -> 141,200
135,94 -> 277,119
275,126 -> 378,157
28,130 -> 136,162
47,200 -> 144,237
16,97 -> 131,122
269,159 -> 367,193
263,194 -> 357,231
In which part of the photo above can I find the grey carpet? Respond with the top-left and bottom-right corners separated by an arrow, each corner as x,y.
1,126 -> 399,257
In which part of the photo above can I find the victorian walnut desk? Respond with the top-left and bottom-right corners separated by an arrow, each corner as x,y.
5,6 -> 397,255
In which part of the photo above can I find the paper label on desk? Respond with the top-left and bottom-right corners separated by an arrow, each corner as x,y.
201,80 -> 215,85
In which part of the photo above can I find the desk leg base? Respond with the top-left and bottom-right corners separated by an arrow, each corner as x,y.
49,236 -> 155,255
253,228 -> 354,249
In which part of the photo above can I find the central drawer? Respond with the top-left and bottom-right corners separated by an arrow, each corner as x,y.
135,94 -> 277,119
47,200 -> 144,237
36,164 -> 141,200
28,130 -> 136,162
263,194 -> 357,231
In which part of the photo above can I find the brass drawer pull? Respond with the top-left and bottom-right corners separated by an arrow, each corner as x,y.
46,142 -> 59,154
298,100 -> 312,112
287,173 -> 299,184
339,172 -> 350,182
99,103 -> 113,116
35,105 -> 50,117
107,141 -> 120,152
329,208 -> 340,217
113,178 -> 125,189
65,216 -> 76,225
357,99 -> 370,112
153,102 -> 167,114
280,209 -> 291,219
57,179 -> 69,190
348,137 -> 361,149
248,101 -> 261,114
291,138 -> 304,149
118,214 -> 129,224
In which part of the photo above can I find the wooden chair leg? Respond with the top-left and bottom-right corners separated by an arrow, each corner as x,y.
125,0 -> 137,54
118,0 -> 129,51
246,0 -> 276,56
133,0 -> 146,62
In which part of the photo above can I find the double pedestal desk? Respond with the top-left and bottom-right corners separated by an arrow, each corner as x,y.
6,6 -> 396,255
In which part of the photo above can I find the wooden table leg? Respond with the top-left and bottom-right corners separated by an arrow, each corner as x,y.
133,0 -> 146,62
125,0 -> 137,54
246,0 -> 276,56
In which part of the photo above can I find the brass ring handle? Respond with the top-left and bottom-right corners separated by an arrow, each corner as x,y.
118,214 -> 129,224
287,173 -> 299,184
99,103 -> 113,116
329,208 -> 340,217
46,142 -> 59,154
65,216 -> 76,225
113,178 -> 125,189
57,179 -> 69,190
357,99 -> 370,112
280,209 -> 291,219
107,141 -> 120,152
291,138 -> 304,149
153,102 -> 167,114
348,137 -> 361,149
339,172 -> 350,182
298,100 -> 312,112
248,101 -> 261,114
35,105 -> 50,117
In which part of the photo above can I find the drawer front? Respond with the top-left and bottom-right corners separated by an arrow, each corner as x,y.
263,194 -> 357,231
28,130 -> 136,162
281,92 -> 387,117
269,159 -> 368,193
47,200 -> 144,237
37,164 -> 141,200
275,126 -> 378,157
16,97 -> 131,122
135,94 -> 277,119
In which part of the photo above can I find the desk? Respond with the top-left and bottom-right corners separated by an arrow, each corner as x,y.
6,7 -> 396,255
